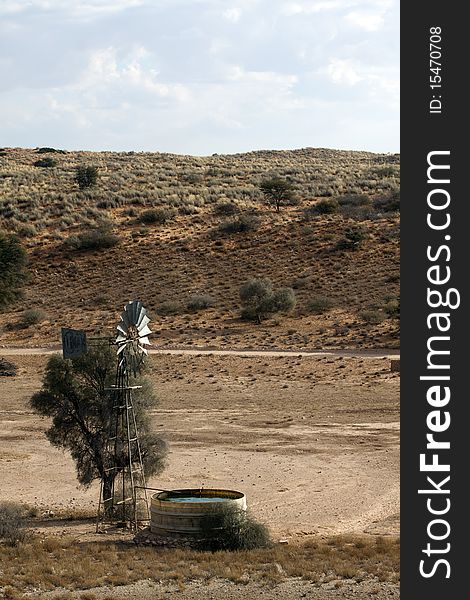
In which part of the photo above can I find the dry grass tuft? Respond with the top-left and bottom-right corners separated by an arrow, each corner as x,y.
0,533 -> 399,595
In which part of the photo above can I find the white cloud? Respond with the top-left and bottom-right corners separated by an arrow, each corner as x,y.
0,0 -> 399,153
0,0 -> 146,18
227,65 -> 297,87
223,7 -> 241,22
345,9 -> 385,31
325,58 -> 362,85
72,46 -> 189,101
281,1 -> 358,16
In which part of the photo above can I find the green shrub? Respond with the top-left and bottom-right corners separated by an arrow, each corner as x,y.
373,191 -> 400,213
21,308 -> 45,327
187,294 -> 215,312
315,199 -> 339,214
157,300 -> 183,316
64,228 -> 119,251
15,223 -> 37,238
358,310 -> 386,324
138,208 -> 175,225
0,502 -> 29,546
36,147 -> 66,154
337,194 -> 370,207
198,504 -> 271,551
96,199 -> 120,209
33,157 -> 57,168
0,231 -> 29,310
214,202 -> 240,216
219,214 -> 260,234
75,166 -> 98,190
336,227 -> 367,250
0,357 -> 18,377
240,277 -> 296,323
308,296 -> 334,314
384,298 -> 400,318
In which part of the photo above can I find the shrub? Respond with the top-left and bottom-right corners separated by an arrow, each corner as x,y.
21,308 -> 45,327
337,194 -> 370,207
36,147 -> 66,154
33,157 -> 57,168
75,166 -> 98,190
214,202 -> 240,216
315,199 -> 339,214
384,298 -> 400,318
138,208 -> 175,225
198,504 -> 271,551
303,199 -> 339,221
240,277 -> 296,323
0,357 -> 18,377
64,228 -> 119,251
308,296 -> 334,314
0,231 -> 29,310
373,191 -> 400,213
218,214 -> 260,234
0,502 -> 29,546
358,310 -> 386,324
336,227 -> 367,250
157,300 -> 183,316
96,199 -> 120,209
187,294 -> 215,312
15,223 -> 37,238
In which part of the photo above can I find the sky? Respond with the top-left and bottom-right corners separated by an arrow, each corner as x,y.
0,0 -> 399,155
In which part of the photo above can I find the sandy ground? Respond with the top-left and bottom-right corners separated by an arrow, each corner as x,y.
0,350 -> 399,598
0,351 -> 399,539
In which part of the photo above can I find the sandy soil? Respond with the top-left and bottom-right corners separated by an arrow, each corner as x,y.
0,351 -> 399,541
0,350 -> 399,599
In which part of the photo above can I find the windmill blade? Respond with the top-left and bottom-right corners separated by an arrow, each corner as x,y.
116,334 -> 127,344
138,346 -> 149,355
136,311 -> 149,329
117,323 -> 129,335
120,309 -> 131,329
130,300 -> 143,325
138,325 -> 152,338
116,343 -> 128,355
138,336 -> 150,346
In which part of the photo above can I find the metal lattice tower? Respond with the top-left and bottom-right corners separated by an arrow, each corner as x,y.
96,301 -> 152,532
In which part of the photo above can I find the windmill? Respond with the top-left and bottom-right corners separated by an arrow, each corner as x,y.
96,301 -> 152,531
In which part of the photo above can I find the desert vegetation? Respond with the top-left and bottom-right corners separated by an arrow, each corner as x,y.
0,147 -> 399,349
0,521 -> 399,597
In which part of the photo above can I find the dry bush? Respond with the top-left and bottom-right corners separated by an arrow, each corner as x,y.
308,296 -> 335,314
0,533 -> 399,595
187,294 -> 215,312
0,502 -> 29,546
0,357 -> 18,376
64,228 -> 119,251
197,505 -> 272,551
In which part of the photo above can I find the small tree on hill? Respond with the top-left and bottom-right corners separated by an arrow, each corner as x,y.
30,343 -> 167,501
240,277 -> 296,323
75,165 -> 99,189
0,231 -> 28,310
259,177 -> 295,212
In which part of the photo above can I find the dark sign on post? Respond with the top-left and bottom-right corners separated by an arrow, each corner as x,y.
61,328 -> 87,359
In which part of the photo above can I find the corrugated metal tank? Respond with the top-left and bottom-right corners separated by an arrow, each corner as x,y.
150,489 -> 247,536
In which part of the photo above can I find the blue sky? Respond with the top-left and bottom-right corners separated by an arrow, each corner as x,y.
0,0 -> 399,155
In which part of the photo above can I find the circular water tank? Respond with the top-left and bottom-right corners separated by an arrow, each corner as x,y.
150,488 -> 247,536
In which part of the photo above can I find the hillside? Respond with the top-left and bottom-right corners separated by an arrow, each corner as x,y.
0,147 -> 399,350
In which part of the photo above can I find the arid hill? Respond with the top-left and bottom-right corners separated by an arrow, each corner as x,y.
0,147 -> 399,349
